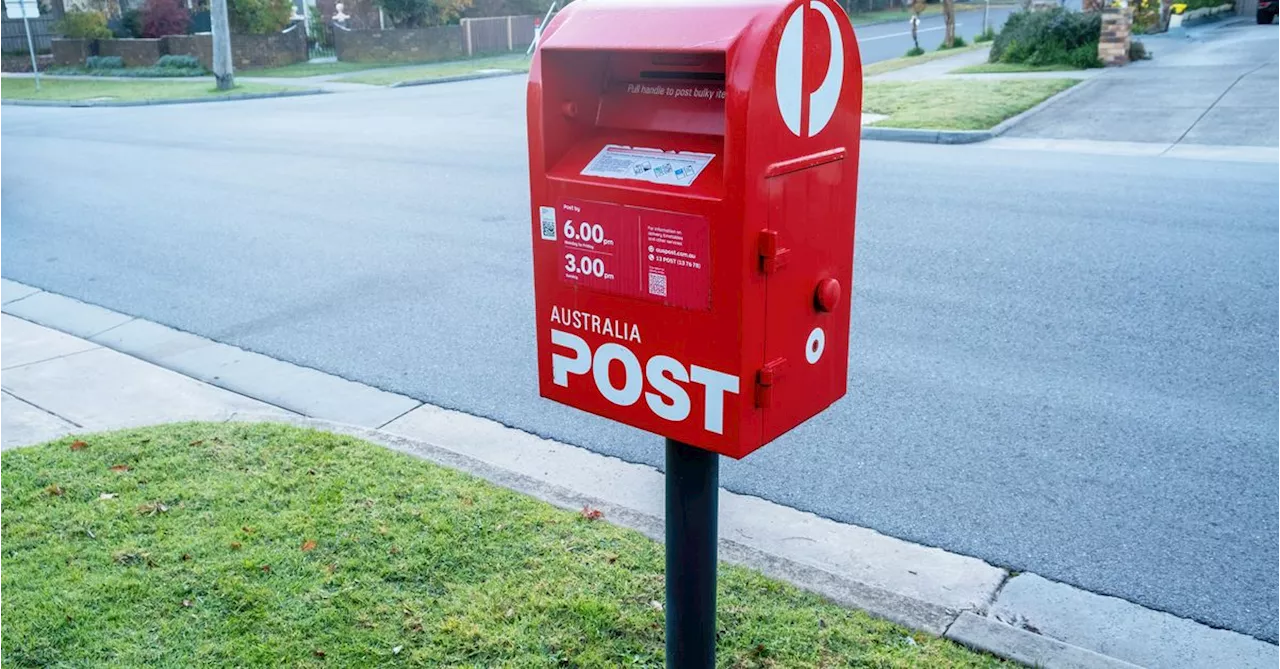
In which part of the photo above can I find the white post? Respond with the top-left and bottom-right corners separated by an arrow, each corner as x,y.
464,19 -> 473,56
21,10 -> 40,91
507,16 -> 513,51
983,0 -> 990,34
211,0 -> 234,90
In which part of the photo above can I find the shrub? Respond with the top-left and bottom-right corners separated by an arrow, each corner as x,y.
991,8 -> 1103,68
85,55 -> 125,69
376,0 -> 472,28
1128,39 -> 1151,61
157,54 -> 202,69
228,0 -> 294,34
56,9 -> 113,40
938,35 -> 967,49
108,9 -> 145,38
905,46 -> 925,57
142,0 -> 191,37
974,26 -> 997,43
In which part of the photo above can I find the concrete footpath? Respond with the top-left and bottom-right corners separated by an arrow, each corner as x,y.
2,278 -> 1276,669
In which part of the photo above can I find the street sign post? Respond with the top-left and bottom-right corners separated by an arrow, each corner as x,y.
5,0 -> 42,91
527,1 -> 861,665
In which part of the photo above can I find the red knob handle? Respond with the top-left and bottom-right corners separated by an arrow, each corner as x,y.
814,278 -> 841,313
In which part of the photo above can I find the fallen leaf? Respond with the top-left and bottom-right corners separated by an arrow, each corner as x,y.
46,484 -> 65,496
389,546 -> 401,555
580,505 -> 604,521
312,649 -> 326,658
70,440 -> 88,451
307,468 -> 317,475
241,526 -> 255,534
99,493 -> 117,500
326,563 -> 337,574
109,465 -> 130,473
392,646 -> 403,655
181,599 -> 192,608
260,564 -> 271,573
182,553 -> 192,561
188,439 -> 204,446
230,541 -> 242,550
137,501 -> 168,516
301,540 -> 317,552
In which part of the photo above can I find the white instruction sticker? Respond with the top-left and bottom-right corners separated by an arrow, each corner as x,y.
539,206 -> 557,240
581,145 -> 715,187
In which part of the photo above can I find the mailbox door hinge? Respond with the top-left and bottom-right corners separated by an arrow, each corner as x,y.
757,230 -> 790,275
755,357 -> 787,408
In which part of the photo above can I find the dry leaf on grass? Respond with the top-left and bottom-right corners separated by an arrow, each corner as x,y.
109,465 -> 130,473
580,505 -> 604,521
70,440 -> 88,451
301,540 -> 317,552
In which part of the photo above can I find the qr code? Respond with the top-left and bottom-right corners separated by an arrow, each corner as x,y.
648,272 -> 667,297
539,207 -> 556,240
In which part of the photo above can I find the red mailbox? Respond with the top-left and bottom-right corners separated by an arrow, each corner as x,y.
528,0 -> 862,459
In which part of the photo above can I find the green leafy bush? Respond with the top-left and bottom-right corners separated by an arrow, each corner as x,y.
974,26 -> 997,43
939,34 -> 967,49
905,45 -> 925,57
56,9 -> 113,40
85,55 -> 125,69
990,8 -> 1102,68
376,0 -> 472,28
108,9 -> 145,38
157,54 -> 202,69
228,0 -> 293,34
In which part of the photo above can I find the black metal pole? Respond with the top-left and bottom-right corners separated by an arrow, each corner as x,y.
665,438 -> 719,669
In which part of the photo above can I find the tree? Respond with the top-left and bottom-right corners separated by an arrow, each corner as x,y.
227,0 -> 292,34
942,0 -> 956,48
141,0 -> 191,37
375,0 -> 472,28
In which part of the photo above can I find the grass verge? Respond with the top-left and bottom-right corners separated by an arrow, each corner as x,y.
952,61 -> 1090,74
1,423 -> 1006,668
336,54 -> 530,86
1,78 -> 298,102
864,78 -> 1076,130
241,61 -> 404,78
863,44 -> 984,77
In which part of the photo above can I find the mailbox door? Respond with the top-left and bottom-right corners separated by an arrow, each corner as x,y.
760,157 -> 852,442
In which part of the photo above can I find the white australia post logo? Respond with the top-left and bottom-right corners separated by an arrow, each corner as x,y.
548,306 -> 740,435
775,0 -> 845,137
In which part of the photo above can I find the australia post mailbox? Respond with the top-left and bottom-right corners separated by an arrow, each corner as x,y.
528,0 -> 862,459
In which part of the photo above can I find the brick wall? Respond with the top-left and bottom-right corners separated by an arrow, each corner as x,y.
162,34 -> 213,68
97,38 -> 164,67
161,29 -> 307,70
1098,7 -> 1132,66
51,38 -> 97,67
333,26 -> 465,63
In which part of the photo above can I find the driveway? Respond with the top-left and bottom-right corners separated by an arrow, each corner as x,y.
1007,18 -> 1280,146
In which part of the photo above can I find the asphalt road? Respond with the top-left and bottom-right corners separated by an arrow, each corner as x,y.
3,67 -> 1277,641
853,5 -> 1015,63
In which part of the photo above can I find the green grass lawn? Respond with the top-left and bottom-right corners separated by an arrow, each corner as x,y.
951,61 -> 1091,74
1,423 -> 1006,668
337,54 -> 530,86
1,78 -> 299,102
241,60 -> 402,78
863,78 -> 1077,130
862,44 -> 985,77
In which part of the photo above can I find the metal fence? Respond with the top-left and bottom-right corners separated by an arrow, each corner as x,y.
2,17 -> 57,54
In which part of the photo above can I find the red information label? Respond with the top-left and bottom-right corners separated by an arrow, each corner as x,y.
557,200 -> 710,311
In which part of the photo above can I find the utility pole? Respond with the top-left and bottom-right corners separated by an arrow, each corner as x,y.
210,0 -> 234,90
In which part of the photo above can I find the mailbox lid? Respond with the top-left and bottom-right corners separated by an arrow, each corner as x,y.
540,0 -> 790,53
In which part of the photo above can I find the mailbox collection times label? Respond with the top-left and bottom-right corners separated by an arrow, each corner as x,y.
552,200 -> 710,311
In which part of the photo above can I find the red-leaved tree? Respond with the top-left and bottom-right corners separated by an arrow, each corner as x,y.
142,0 -> 191,38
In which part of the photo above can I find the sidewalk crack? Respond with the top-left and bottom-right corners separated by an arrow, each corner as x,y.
1,390 -> 85,429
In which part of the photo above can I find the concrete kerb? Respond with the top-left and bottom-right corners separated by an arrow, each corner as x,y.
4,277 -> 1279,669
0,88 -> 327,108
861,76 -> 1102,145
388,68 -> 529,88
